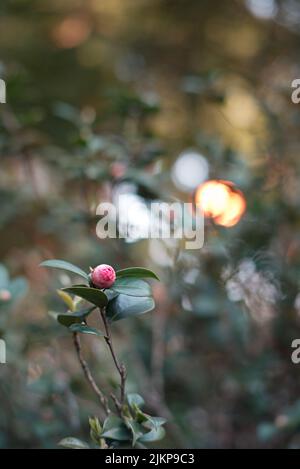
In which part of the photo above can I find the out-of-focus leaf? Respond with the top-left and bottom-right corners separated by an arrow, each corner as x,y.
146,416 -> 167,430
69,324 -> 104,337
106,294 -> 155,322
116,268 -> 159,281
139,426 -> 165,443
135,408 -> 166,430
56,306 -> 95,327
40,260 -> 89,281
125,419 -> 145,447
58,437 -> 90,449
127,393 -> 145,409
111,278 -> 152,297
101,416 -> 131,441
63,286 -> 108,308
89,417 -> 102,436
105,289 -> 119,302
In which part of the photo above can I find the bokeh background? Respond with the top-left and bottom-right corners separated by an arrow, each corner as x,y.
1,0 -> 300,449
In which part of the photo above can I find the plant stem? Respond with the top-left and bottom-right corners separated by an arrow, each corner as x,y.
100,308 -> 127,410
72,332 -> 110,415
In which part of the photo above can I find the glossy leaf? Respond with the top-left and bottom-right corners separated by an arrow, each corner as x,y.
125,419 -> 145,447
106,294 -> 155,322
69,323 -> 104,337
104,289 -> 119,302
139,426 -> 165,443
101,416 -> 131,441
116,267 -> 159,281
59,437 -> 90,449
63,286 -> 108,308
40,259 -> 89,281
135,408 -> 166,430
127,393 -> 145,409
111,278 -> 152,297
56,306 -> 95,327
145,416 -> 167,430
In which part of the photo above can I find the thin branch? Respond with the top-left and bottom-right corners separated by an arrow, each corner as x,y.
100,308 -> 127,409
72,332 -> 110,415
110,392 -> 122,417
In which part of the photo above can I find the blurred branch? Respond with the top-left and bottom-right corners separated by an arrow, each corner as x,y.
72,332 -> 110,415
100,308 -> 127,413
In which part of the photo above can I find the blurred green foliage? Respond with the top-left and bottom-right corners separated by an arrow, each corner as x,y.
1,0 -> 300,449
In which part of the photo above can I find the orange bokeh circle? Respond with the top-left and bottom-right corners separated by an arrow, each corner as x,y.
195,180 -> 246,227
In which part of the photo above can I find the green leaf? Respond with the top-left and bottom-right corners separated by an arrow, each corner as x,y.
89,417 -> 103,445
101,416 -> 131,441
57,306 -> 95,327
145,416 -> 167,430
139,426 -> 165,443
127,393 -> 145,409
106,294 -> 155,322
135,407 -> 166,429
69,324 -> 104,337
89,417 -> 102,436
116,267 -> 159,281
40,259 -> 89,281
63,286 -> 108,308
111,278 -> 152,297
57,290 -> 75,312
105,289 -> 119,302
58,437 -> 90,449
125,419 -> 145,447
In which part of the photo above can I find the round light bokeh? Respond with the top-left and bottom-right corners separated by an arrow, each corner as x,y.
195,180 -> 247,227
171,150 -> 209,193
245,0 -> 278,20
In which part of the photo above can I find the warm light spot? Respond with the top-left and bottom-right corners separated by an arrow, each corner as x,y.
195,180 -> 246,227
52,15 -> 91,49
225,91 -> 260,129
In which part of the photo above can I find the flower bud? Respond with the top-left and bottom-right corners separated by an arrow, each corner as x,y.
90,264 -> 116,289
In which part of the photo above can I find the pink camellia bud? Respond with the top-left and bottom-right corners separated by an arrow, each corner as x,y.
90,264 -> 116,289
0,289 -> 11,302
